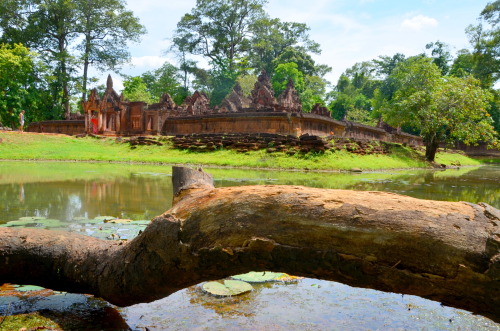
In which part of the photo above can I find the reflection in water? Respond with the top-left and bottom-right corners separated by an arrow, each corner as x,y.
0,162 -> 499,330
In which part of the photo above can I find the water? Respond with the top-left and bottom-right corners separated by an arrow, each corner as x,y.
0,161 -> 499,330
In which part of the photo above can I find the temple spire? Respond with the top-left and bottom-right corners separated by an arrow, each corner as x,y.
106,74 -> 113,90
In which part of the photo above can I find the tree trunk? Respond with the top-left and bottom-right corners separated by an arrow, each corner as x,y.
1,167 -> 499,321
425,134 -> 440,161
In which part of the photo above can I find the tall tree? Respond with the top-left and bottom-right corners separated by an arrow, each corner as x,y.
378,57 -> 497,161
1,0 -> 80,119
75,0 -> 146,101
140,62 -> 184,104
121,76 -> 153,104
425,41 -> 452,75
173,0 -> 266,74
172,0 -> 267,104
249,17 -> 320,74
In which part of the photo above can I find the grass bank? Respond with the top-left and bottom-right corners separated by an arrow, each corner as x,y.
0,132 -> 484,171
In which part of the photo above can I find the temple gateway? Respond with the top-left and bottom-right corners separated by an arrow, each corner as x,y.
31,71 -> 422,145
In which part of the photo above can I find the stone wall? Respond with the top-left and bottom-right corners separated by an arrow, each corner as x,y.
27,120 -> 85,135
170,133 -> 394,155
162,112 -> 347,137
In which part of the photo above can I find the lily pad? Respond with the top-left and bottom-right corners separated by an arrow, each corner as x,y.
108,219 -> 133,224
36,219 -> 64,228
202,280 -> 253,297
15,285 -> 46,292
130,220 -> 150,225
93,216 -> 116,222
19,216 -> 47,221
3,219 -> 38,227
231,271 -> 285,283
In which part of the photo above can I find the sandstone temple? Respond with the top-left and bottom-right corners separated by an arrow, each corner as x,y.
28,72 -> 422,145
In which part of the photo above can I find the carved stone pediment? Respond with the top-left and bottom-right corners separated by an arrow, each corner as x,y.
251,71 -> 276,109
278,79 -> 302,113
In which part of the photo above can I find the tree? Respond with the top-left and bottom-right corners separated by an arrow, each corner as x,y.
122,76 -> 153,103
271,62 -> 304,95
141,62 -> 183,103
0,0 -> 144,119
425,41 -> 452,75
0,43 -> 37,127
379,57 -> 498,161
249,17 -> 320,74
172,0 -> 266,74
449,49 -> 475,77
75,0 -> 146,101
328,63 -> 379,124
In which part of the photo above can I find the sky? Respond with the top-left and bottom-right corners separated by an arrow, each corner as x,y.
98,0 -> 491,92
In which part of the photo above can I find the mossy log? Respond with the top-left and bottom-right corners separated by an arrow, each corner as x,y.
0,166 -> 499,321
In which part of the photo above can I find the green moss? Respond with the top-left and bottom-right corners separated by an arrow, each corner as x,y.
0,312 -> 61,330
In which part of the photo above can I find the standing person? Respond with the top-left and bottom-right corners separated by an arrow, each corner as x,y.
19,110 -> 25,132
91,113 -> 98,134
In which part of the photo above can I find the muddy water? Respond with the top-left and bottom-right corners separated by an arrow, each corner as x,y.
0,161 -> 499,330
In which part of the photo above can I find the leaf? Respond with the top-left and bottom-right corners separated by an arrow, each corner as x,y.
231,271 -> 285,283
15,285 -> 46,292
108,219 -> 133,224
202,280 -> 253,297
93,216 -> 117,222
19,216 -> 47,221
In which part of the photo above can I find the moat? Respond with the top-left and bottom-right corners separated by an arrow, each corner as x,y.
0,161 -> 499,330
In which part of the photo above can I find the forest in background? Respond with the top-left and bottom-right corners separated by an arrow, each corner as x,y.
0,0 -> 499,160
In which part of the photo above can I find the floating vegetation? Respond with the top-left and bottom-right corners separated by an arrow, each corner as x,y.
0,215 -> 150,241
0,218 -> 63,229
232,271 -> 303,283
231,271 -> 285,283
92,216 -> 117,222
202,280 -> 253,297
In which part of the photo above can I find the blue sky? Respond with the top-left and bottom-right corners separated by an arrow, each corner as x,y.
100,0 -> 491,91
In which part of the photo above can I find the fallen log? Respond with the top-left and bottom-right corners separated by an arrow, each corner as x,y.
0,166 -> 499,321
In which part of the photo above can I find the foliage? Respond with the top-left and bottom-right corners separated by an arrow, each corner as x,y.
328,63 -> 379,124
425,41 -> 452,75
171,0 -> 329,106
140,62 -> 183,103
172,0 -> 266,74
75,0 -> 146,101
0,43 -> 53,127
232,271 -> 285,283
378,57 -> 498,161
249,17 -> 320,74
122,76 -> 153,103
236,74 -> 257,96
202,280 -> 253,296
0,0 -> 143,119
271,62 -> 304,95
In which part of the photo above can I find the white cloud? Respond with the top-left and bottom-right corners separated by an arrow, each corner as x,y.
130,56 -> 168,69
401,15 -> 438,31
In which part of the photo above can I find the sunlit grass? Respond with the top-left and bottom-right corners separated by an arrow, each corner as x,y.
0,132 -> 488,171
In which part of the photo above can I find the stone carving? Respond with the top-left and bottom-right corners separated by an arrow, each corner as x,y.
220,82 -> 251,112
184,91 -> 210,115
310,103 -> 330,117
277,79 -> 302,113
251,71 -> 276,109
149,93 -> 177,111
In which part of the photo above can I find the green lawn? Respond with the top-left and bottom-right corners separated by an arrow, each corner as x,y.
0,132 -> 484,171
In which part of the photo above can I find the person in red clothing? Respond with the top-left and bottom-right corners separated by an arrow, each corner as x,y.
91,113 -> 98,134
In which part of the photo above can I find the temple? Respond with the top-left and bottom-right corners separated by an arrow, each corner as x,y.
30,72 -> 422,145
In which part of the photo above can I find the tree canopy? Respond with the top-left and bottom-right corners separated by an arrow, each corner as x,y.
0,0 -> 145,120
377,57 -> 498,161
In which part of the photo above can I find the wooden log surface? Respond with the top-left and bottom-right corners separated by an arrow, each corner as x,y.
0,167 -> 499,321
